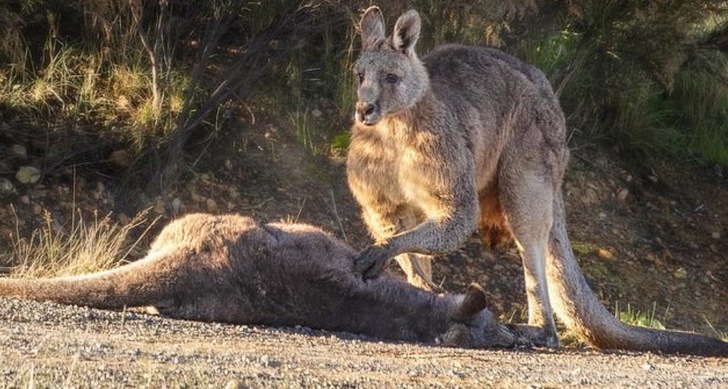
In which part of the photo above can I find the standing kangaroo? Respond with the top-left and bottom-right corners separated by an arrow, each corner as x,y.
0,213 -> 523,350
346,6 -> 728,356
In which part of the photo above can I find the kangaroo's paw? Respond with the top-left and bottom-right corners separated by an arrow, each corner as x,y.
514,324 -> 560,348
501,324 -> 535,349
354,245 -> 391,280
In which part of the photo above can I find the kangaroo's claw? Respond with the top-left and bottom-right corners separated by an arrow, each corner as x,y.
514,324 -> 560,348
354,245 -> 391,280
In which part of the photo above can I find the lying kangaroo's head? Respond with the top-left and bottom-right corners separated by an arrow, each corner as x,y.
354,7 -> 429,126
442,284 -> 524,349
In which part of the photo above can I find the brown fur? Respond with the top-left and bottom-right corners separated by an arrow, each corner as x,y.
0,213 -> 523,350
346,6 -> 728,356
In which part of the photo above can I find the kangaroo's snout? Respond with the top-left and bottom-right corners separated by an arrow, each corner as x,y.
355,101 -> 380,125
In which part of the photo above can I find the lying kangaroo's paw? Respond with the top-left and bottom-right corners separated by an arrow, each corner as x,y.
354,245 -> 391,280
515,324 -> 560,348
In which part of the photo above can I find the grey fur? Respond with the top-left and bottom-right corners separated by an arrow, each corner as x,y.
0,213 -> 522,350
347,6 -> 728,356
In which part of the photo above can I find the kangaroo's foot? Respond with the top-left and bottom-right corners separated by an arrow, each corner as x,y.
397,254 -> 444,293
515,324 -> 560,348
406,273 -> 445,293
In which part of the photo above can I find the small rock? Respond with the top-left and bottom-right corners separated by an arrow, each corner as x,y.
20,195 -> 30,204
616,188 -> 629,202
109,150 -> 132,168
311,108 -> 322,118
206,198 -> 218,213
597,248 -> 614,259
10,144 -> 27,159
714,164 -> 724,178
0,178 -> 16,196
711,231 -> 721,240
32,204 -> 43,215
583,188 -> 599,205
171,198 -> 183,214
224,380 -> 244,389
264,127 -> 278,140
674,268 -> 687,279
153,199 -> 165,214
16,166 -> 41,184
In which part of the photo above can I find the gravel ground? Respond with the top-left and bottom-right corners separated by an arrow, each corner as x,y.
0,297 -> 725,388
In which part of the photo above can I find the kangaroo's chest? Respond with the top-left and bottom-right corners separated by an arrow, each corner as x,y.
347,126 -> 445,207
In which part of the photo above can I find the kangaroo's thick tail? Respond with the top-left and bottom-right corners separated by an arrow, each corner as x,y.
547,193 -> 728,357
0,249 -> 180,310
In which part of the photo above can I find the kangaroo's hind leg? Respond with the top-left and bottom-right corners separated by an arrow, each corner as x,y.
500,167 -> 560,348
394,252 -> 442,291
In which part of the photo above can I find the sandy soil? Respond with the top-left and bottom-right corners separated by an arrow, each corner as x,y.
1,298 -> 726,388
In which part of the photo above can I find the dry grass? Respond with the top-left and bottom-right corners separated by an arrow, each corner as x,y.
6,207 -> 157,278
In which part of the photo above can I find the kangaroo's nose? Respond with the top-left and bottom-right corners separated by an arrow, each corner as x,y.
356,101 -> 376,115
364,103 -> 376,116
356,102 -> 379,124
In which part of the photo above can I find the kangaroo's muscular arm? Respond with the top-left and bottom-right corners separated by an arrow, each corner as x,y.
353,122 -> 480,279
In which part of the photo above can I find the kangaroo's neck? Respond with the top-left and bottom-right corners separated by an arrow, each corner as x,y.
383,90 -> 442,136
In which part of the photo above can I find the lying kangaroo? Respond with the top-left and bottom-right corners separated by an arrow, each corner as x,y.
346,6 -> 728,356
0,213 -> 523,350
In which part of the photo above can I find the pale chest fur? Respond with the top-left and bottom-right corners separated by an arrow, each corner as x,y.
347,120 -> 447,211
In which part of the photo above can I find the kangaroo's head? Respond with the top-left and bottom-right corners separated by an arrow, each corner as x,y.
440,284 -> 526,349
353,7 -> 429,126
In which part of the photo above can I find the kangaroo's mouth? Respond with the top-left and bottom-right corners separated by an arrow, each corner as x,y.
355,101 -> 380,126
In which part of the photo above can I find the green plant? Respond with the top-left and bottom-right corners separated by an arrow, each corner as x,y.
330,131 -> 351,152
615,302 -> 666,330
289,108 -> 318,153
519,30 -> 580,89
668,53 -> 728,165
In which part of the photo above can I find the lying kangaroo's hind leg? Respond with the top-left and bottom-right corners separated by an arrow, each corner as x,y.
501,169 -> 560,348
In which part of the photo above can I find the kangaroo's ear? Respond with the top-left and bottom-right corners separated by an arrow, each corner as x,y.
392,10 -> 421,55
360,6 -> 386,50
452,283 -> 488,323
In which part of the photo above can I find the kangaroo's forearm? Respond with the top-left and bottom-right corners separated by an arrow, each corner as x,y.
384,199 -> 478,255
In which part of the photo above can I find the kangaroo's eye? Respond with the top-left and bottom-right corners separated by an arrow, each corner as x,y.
385,73 -> 400,84
357,72 -> 364,84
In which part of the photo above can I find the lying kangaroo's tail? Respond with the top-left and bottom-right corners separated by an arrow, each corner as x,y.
547,193 -> 728,357
0,249 -> 180,310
